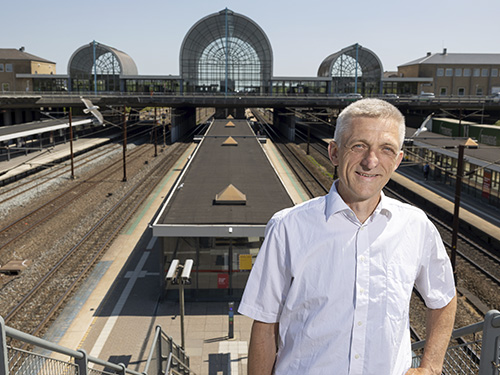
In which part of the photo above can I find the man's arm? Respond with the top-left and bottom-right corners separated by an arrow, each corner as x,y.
407,295 -> 457,375
248,320 -> 279,375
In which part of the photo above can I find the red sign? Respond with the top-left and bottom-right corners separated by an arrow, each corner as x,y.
482,170 -> 492,199
217,273 -> 229,289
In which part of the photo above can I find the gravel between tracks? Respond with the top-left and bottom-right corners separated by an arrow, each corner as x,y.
0,142 -> 168,317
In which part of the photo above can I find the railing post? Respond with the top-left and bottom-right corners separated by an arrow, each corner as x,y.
156,328 -> 163,375
0,317 -> 9,375
479,310 -> 500,375
76,349 -> 89,375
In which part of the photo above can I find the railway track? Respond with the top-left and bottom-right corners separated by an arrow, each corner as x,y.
0,142 -> 157,254
3,141 -> 190,336
0,123 -> 154,205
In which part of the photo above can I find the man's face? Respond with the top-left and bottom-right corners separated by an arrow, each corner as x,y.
328,116 -> 404,208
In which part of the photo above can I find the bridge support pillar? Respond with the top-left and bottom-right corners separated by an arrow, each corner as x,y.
273,108 -> 295,141
171,107 -> 196,143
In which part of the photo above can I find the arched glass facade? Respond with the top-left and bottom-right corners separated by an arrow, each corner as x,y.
180,9 -> 273,94
67,42 -> 138,92
318,44 -> 383,96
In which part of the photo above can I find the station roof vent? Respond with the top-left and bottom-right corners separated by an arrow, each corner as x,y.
225,121 -> 235,127
227,114 -> 234,119
214,184 -> 246,205
222,136 -> 238,146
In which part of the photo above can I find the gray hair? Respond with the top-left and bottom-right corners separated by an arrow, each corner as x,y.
334,98 -> 406,149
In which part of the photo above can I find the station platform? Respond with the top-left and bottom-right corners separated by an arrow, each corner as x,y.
0,136 -> 111,185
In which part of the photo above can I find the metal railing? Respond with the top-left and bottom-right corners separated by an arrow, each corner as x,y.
0,317 -> 195,375
143,326 -> 196,375
411,309 -> 500,374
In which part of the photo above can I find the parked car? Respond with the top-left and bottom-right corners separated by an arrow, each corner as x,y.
411,92 -> 435,101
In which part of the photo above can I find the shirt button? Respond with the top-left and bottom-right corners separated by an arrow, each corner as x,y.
360,256 -> 365,263
359,288 -> 365,294
358,321 -> 363,326
355,354 -> 360,359
360,226 -> 365,231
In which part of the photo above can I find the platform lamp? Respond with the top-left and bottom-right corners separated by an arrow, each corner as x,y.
166,259 -> 194,349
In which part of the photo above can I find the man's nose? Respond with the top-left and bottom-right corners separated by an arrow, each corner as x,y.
361,150 -> 379,169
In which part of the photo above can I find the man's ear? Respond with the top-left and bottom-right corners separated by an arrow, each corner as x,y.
328,141 -> 339,166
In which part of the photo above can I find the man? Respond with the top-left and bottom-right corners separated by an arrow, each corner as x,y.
238,98 -> 456,375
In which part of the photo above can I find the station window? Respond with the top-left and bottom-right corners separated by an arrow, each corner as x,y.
482,68 -> 489,77
440,87 -> 447,96
473,68 -> 480,77
436,68 -> 444,77
455,68 -> 462,77
464,68 -> 471,77
445,68 -> 453,77
476,87 -> 483,96
1,83 -> 9,92
457,87 -> 465,96
0,64 -> 3,72
5,64 -> 13,72
492,68 -> 499,77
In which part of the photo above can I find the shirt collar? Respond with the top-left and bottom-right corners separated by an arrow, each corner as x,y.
325,181 -> 393,222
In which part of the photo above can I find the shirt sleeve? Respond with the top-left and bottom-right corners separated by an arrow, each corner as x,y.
414,220 -> 456,309
238,216 -> 292,323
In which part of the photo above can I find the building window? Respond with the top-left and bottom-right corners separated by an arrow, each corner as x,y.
476,87 -> 483,96
5,64 -> 13,72
482,68 -> 489,77
0,64 -> 3,72
445,68 -> 453,77
436,68 -> 444,77
457,87 -> 465,96
464,68 -> 471,77
492,68 -> 499,77
473,68 -> 480,77
1,83 -> 9,92
455,68 -> 462,77
440,87 -> 447,96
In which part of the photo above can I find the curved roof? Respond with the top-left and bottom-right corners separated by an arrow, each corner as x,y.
317,44 -> 383,79
179,9 -> 273,82
67,42 -> 138,77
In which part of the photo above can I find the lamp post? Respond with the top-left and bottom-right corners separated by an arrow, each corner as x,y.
68,108 -> 75,179
450,138 -> 478,281
166,259 -> 194,349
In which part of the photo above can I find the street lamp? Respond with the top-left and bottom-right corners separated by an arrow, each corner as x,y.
166,259 -> 194,349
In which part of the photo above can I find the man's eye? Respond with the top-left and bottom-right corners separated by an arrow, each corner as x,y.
352,144 -> 365,151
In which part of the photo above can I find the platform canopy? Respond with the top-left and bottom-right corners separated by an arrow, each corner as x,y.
67,41 -> 138,92
180,8 -> 273,94
318,43 -> 383,96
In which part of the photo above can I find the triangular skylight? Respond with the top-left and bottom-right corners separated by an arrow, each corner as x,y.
214,184 -> 246,205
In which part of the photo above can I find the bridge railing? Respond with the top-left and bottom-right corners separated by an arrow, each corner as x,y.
0,316 -> 195,375
411,309 -> 500,374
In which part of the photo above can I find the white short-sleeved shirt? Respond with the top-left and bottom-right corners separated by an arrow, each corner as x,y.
238,182 -> 456,375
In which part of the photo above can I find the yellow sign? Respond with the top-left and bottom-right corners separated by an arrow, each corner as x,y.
239,254 -> 253,270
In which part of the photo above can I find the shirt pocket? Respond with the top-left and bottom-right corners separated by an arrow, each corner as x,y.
386,253 -> 417,322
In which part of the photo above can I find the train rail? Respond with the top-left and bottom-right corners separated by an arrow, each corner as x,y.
2,141 -> 190,337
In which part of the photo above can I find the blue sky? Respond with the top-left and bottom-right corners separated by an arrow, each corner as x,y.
1,0 -> 498,76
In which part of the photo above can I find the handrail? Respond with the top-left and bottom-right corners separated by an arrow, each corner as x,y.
0,316 -> 144,375
142,326 -> 197,375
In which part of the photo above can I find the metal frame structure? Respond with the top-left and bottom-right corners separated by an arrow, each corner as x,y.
67,41 -> 138,93
179,8 -> 273,95
318,43 -> 383,96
